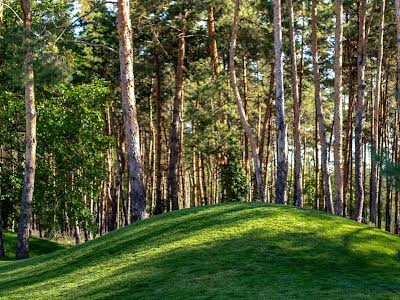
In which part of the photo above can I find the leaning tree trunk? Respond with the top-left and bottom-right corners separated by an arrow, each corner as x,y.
311,0 -> 333,213
117,0 -> 146,223
354,0 -> 367,223
16,0 -> 37,259
333,0 -> 344,216
288,0 -> 303,207
168,29 -> 186,210
273,0 -> 288,204
229,0 -> 265,202
370,0 -> 385,225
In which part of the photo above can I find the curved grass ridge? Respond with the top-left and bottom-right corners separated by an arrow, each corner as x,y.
0,231 -> 67,261
0,203 -> 399,299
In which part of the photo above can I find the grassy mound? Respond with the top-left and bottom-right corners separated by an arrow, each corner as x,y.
0,231 -> 67,261
0,203 -> 399,299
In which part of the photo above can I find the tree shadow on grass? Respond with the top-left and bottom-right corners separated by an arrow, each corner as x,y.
0,203 -> 399,299
70,229 -> 400,300
0,204 -> 275,294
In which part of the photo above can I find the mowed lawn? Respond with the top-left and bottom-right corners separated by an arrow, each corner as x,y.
0,231 -> 67,261
0,203 -> 399,299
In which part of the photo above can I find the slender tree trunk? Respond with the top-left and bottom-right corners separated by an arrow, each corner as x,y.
16,0 -> 37,259
314,98 -> 320,210
229,0 -> 265,202
311,0 -> 333,213
343,32 -> 355,217
0,0 -> 4,258
396,0 -> 400,82
74,221 -> 81,245
354,0 -> 367,222
385,178 -> 392,232
333,0 -> 344,215
117,0 -> 146,223
168,28 -> 186,210
273,0 -> 287,204
242,57 -> 250,199
395,0 -> 400,233
288,0 -> 303,207
154,47 -> 164,215
370,0 -> 385,225
0,202 -> 4,257
259,65 -> 275,174
0,0 -> 3,26
208,4 -> 220,79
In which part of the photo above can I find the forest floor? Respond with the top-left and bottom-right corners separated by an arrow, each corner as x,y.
0,231 -> 67,261
0,203 -> 399,299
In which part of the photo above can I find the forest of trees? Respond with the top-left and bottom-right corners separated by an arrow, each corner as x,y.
0,0 -> 399,258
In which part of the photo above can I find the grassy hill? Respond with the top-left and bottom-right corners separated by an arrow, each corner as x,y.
0,203 -> 399,299
0,231 -> 67,261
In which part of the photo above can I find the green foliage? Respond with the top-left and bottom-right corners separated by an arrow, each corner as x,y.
0,203 -> 399,298
34,80 -> 112,237
219,139 -> 248,202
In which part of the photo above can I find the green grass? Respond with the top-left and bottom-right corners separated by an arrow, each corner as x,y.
0,203 -> 399,299
0,231 -> 67,261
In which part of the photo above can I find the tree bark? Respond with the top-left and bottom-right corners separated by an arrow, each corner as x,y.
353,0 -> 367,223
0,203 -> 4,257
370,0 -> 385,225
117,0 -> 146,223
311,0 -> 333,213
168,28 -> 186,210
273,0 -> 288,204
229,0 -> 265,202
288,0 -> 303,207
208,4 -> 220,79
333,0 -> 344,215
154,45 -> 164,215
0,0 -> 4,258
397,0 -> 400,82
16,0 -> 37,259
0,0 -> 3,26
259,65 -> 275,174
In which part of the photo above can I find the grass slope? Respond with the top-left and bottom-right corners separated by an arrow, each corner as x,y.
0,203 -> 399,299
0,231 -> 67,261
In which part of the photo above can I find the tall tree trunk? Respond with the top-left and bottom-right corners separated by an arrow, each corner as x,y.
288,0 -> 303,207
0,201 -> 4,257
343,30 -> 355,217
154,46 -> 164,215
333,0 -> 344,215
16,0 -> 37,259
208,4 -> 220,79
0,0 -> 4,258
273,0 -> 287,204
229,0 -> 265,202
117,0 -> 146,223
259,65 -> 275,174
370,0 -> 385,225
242,56 -> 250,199
168,28 -> 186,210
354,0 -> 367,223
0,0 -> 3,26
396,0 -> 400,83
311,0 -> 333,213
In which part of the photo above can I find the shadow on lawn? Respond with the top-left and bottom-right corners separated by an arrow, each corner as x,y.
0,204 -> 266,291
0,203 -> 399,299
72,230 -> 400,300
